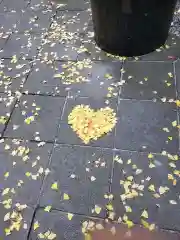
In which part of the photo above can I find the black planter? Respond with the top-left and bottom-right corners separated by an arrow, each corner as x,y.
90,0 -> 177,56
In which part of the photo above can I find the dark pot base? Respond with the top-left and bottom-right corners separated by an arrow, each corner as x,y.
95,35 -> 168,57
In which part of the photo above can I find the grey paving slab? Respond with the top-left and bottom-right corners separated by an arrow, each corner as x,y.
0,0 -> 29,13
29,209 -> 104,240
38,37 -> 82,61
112,150 -> 180,230
1,33 -> 42,59
68,61 -> 122,99
52,10 -> 90,35
0,139 -> 53,206
115,100 -> 179,153
57,96 -> 117,148
0,59 -> 31,93
120,61 -> 176,101
23,60 -> 68,96
15,8 -> 54,34
0,94 -> 16,137
0,204 -> 34,239
4,95 -> 66,141
0,12 -> 22,33
39,145 -> 112,217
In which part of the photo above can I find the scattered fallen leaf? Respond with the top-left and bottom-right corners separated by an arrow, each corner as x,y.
141,210 -> 148,219
51,182 -> 58,190
63,193 -> 70,200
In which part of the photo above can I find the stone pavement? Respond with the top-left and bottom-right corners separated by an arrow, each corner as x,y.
0,0 -> 180,239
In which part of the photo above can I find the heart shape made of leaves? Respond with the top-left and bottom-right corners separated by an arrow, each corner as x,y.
68,105 -> 117,144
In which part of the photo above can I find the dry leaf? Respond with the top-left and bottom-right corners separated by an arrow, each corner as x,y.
141,210 -> 148,219
94,205 -> 102,215
67,213 -> 74,220
63,193 -> 70,200
51,182 -> 58,190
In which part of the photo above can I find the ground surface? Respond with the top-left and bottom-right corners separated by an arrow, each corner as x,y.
0,0 -> 180,239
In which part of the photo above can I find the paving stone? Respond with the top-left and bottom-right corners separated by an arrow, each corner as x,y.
156,206 -> 180,231
4,95 -> 66,141
29,209 -> 103,240
38,38 -> 81,61
111,150 -> 180,227
23,60 -> 68,96
120,61 -> 176,100
0,12 -> 22,33
15,8 -> 54,33
0,0 -> 29,13
0,59 -> 31,93
57,96 -> 117,148
115,100 -> 178,153
29,209 -> 180,240
0,139 -> 53,206
0,204 -> 34,239
68,61 -> 122,99
40,145 -> 112,216
0,94 -> 15,137
1,33 -> 42,59
51,10 -> 90,35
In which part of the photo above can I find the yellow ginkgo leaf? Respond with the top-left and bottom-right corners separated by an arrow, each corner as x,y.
106,203 -> 113,211
141,210 -> 148,219
67,213 -> 74,220
63,193 -> 70,200
172,120 -> 177,127
126,220 -> 134,228
51,182 -> 58,190
4,212 -> 10,221
141,219 -> 149,229
168,72 -> 173,78
47,232 -> 57,240
159,186 -> 169,195
169,162 -> 176,168
148,184 -> 155,192
33,221 -> 40,230
53,73 -> 61,78
148,153 -> 154,159
125,206 -> 132,213
2,188 -> 10,196
44,206 -> 52,212
5,228 -> 11,236
4,172 -> 9,178
85,233 -> 92,240
94,205 -> 102,215
169,200 -> 177,205
149,162 -> 155,168
38,233 -> 45,238
149,223 -> 156,231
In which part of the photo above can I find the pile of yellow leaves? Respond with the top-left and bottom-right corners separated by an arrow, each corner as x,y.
68,105 -> 117,144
